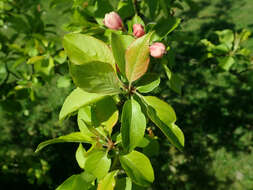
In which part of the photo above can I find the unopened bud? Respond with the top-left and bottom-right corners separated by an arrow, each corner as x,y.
133,24 -> 145,38
103,12 -> 123,30
149,42 -> 166,58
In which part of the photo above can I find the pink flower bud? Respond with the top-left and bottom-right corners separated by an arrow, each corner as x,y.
133,24 -> 145,38
103,12 -> 123,30
149,42 -> 166,58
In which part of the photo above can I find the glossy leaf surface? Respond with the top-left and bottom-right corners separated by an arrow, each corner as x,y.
119,151 -> 154,187
70,61 -> 122,94
35,132 -> 93,153
63,33 -> 115,68
84,150 -> 111,180
121,99 -> 146,152
136,73 -> 160,93
97,170 -> 118,190
140,96 -> 184,151
111,33 -> 134,75
59,88 -> 105,121
125,33 -> 152,84
56,171 -> 95,190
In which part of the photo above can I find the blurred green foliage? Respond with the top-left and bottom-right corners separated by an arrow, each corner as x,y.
0,0 -> 252,189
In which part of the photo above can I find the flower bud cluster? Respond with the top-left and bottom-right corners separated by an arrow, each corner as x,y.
104,12 -> 166,58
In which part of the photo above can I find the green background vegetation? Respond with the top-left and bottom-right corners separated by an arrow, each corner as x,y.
0,0 -> 252,189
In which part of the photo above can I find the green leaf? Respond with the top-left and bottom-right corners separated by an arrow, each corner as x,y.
167,73 -> 183,95
27,55 -> 45,64
84,150 -> 111,180
34,57 -> 54,76
136,73 -> 160,93
63,33 -> 115,69
57,76 -> 71,88
218,56 -> 235,71
59,88 -> 105,121
78,106 -> 94,136
115,177 -> 132,190
121,99 -> 146,152
152,17 -> 181,41
97,170 -> 118,190
139,95 -> 184,151
111,33 -> 135,75
125,33 -> 152,84
91,96 -> 119,134
35,132 -> 93,153
75,143 -> 87,169
144,96 -> 176,123
117,0 -> 135,20
119,151 -> 154,187
127,14 -> 145,34
56,171 -> 95,190
70,61 -> 122,94
215,29 -> 234,49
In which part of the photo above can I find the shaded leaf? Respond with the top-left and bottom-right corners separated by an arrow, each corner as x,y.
70,61 -> 122,94
115,177 -> 132,190
136,73 -> 160,93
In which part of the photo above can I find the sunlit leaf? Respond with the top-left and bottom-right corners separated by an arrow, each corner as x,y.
111,33 -> 134,75
56,171 -> 95,190
97,170 -> 118,190
125,33 -> 152,84
75,143 -> 87,169
121,98 -> 146,152
119,151 -> 154,187
84,150 -> 111,179
35,132 -> 94,153
59,88 -> 105,121
63,33 -> 115,69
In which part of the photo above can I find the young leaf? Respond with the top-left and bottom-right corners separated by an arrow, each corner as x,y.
136,73 -> 160,93
78,106 -> 94,137
97,170 -> 118,190
70,61 -> 122,94
139,96 -> 184,151
119,151 -> 154,187
125,33 -> 152,84
35,132 -> 94,153
63,33 -> 115,69
111,33 -> 135,75
59,88 -> 105,121
115,177 -> 132,190
84,150 -> 111,180
121,99 -> 146,152
75,143 -> 87,169
56,171 -> 95,190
